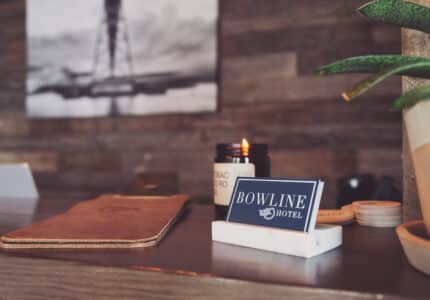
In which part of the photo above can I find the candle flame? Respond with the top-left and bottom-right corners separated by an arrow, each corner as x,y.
241,138 -> 250,156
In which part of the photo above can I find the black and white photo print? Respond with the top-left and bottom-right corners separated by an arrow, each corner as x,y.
27,0 -> 218,118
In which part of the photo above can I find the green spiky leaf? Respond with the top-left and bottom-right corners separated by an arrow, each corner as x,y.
393,84 -> 430,109
342,61 -> 430,101
359,0 -> 430,33
316,55 -> 430,78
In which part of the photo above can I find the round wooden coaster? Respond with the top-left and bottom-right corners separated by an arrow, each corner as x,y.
355,212 -> 402,222
353,200 -> 401,210
317,209 -> 355,225
353,201 -> 402,217
341,204 -> 354,212
356,218 -> 402,227
354,207 -> 401,216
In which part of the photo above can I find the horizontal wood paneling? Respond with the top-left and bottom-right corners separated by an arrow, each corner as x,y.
0,0 -> 401,204
0,151 -> 58,172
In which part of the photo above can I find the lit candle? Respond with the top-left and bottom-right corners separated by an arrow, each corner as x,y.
213,139 -> 270,220
241,138 -> 250,161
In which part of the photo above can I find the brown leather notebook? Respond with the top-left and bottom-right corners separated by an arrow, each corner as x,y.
1,194 -> 189,249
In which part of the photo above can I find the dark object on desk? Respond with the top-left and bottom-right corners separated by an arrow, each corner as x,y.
1,194 -> 189,249
337,175 -> 401,208
336,174 -> 375,208
124,172 -> 179,195
371,176 -> 401,201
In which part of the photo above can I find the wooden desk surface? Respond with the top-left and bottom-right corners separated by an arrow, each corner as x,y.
0,197 -> 428,300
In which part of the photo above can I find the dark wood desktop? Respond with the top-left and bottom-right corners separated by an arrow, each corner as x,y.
0,197 -> 428,299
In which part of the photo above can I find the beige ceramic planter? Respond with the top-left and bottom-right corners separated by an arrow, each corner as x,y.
404,100 -> 430,235
397,220 -> 430,275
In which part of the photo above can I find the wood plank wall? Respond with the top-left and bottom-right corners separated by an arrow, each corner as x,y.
0,0 -> 401,207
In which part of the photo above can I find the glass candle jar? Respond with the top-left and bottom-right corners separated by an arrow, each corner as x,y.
213,142 -> 270,220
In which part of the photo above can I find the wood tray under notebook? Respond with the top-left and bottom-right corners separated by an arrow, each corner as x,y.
0,194 -> 189,249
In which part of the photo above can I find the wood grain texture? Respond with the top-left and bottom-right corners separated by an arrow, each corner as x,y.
0,0 -> 401,205
0,201 -> 425,299
0,254 -> 409,300
401,0 -> 430,221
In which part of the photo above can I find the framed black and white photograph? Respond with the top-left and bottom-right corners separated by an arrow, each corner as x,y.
26,0 -> 218,118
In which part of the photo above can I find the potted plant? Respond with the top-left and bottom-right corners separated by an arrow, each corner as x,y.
316,0 -> 430,234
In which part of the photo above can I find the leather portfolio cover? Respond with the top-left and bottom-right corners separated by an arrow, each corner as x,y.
1,194 -> 189,249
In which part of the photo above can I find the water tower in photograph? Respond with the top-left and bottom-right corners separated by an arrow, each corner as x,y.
92,0 -> 134,115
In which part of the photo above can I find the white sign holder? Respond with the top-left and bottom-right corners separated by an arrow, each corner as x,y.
212,221 -> 342,258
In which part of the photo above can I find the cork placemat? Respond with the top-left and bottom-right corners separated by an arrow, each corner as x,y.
0,194 -> 189,249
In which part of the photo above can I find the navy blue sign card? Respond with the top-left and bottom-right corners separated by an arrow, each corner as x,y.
226,177 -> 325,232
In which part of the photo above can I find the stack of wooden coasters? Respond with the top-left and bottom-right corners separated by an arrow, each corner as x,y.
352,201 -> 402,228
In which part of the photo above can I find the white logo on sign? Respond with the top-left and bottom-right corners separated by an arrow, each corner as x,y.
259,207 -> 276,220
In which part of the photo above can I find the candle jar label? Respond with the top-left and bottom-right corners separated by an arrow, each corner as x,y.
213,163 -> 255,206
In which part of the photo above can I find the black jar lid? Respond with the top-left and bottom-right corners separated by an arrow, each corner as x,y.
216,143 -> 242,158
248,144 -> 268,156
216,143 -> 268,158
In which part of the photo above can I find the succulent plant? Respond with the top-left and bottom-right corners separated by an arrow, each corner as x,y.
316,0 -> 430,110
